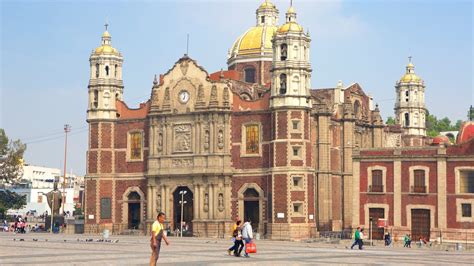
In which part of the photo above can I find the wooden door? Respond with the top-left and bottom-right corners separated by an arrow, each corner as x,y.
411,209 -> 430,241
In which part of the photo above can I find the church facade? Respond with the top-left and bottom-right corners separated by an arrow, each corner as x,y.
84,1 -> 420,239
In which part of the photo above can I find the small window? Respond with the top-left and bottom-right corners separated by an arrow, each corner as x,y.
405,91 -> 409,97
293,202 -> 303,215
293,147 -> 300,157
371,170 -> 383,192
245,125 -> 260,154
279,74 -> 287,94
261,16 -> 265,24
105,65 -> 110,76
413,170 -> 426,193
95,63 -> 99,78
460,171 -> 474,193
292,121 -> 299,130
93,90 -> 99,108
293,45 -> 298,59
280,44 -> 288,61
293,176 -> 302,188
462,203 -> 472,217
244,68 -> 256,83
114,64 -> 118,77
405,113 -> 410,127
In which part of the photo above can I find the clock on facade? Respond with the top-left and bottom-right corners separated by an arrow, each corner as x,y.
179,90 -> 190,103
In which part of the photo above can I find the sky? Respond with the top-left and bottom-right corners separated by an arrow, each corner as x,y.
1,0 -> 472,176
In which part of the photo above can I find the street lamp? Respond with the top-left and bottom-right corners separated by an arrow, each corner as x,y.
61,124 -> 71,215
179,190 -> 187,238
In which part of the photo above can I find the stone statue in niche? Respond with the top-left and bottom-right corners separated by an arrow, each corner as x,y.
156,194 -> 162,212
204,130 -> 210,150
164,87 -> 170,101
204,193 -> 209,212
223,87 -> 229,101
157,133 -> 163,152
218,193 -> 224,212
217,130 -> 224,149
152,90 -> 159,105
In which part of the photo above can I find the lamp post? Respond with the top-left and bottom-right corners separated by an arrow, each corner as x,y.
369,217 -> 373,246
179,190 -> 187,238
61,124 -> 71,215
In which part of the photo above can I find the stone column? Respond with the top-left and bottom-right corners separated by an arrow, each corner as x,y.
437,148 -> 447,229
147,185 -> 153,220
352,158 -> 360,228
193,184 -> 199,220
393,150 -> 402,227
317,113 -> 332,229
343,117 -> 354,229
209,184 -> 214,219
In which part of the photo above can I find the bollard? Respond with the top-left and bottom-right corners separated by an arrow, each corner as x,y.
103,229 -> 110,239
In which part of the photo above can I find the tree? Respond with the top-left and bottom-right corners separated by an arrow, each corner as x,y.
0,190 -> 26,216
385,117 -> 396,125
0,129 -> 26,185
425,113 -> 463,137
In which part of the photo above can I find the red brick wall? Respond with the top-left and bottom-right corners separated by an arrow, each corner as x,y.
277,111 -> 287,139
446,161 -> 474,228
291,160 -> 303,166
332,176 -> 341,220
275,143 -> 287,166
400,161 -> 437,193
291,217 -> 305,223
101,123 -> 112,148
90,123 -> 99,149
307,174 -> 315,220
85,180 -> 96,224
230,61 -> 272,85
114,151 -> 146,173
100,151 -> 112,173
291,111 -> 302,119
291,191 -> 305,201
88,151 -> 97,174
273,174 -> 287,223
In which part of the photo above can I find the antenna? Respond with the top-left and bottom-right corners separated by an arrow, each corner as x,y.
186,33 -> 190,56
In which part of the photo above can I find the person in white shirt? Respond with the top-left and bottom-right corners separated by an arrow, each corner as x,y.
241,218 -> 254,257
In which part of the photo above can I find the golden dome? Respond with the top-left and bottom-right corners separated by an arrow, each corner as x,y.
258,0 -> 275,9
287,6 -> 296,14
102,30 -> 111,37
230,25 -> 277,58
399,61 -> 422,83
278,22 -> 303,33
94,45 -> 119,55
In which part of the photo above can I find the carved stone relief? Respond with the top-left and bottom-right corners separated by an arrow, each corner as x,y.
218,193 -> 224,212
156,194 -> 162,211
180,60 -> 189,76
172,159 -> 193,167
204,130 -> 210,151
174,124 -> 192,152
217,129 -> 224,149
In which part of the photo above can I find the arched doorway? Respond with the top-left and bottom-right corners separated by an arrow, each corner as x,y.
173,186 -> 193,236
243,188 -> 260,232
128,191 -> 141,229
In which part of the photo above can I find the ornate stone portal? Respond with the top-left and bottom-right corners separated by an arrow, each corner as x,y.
145,57 -> 233,237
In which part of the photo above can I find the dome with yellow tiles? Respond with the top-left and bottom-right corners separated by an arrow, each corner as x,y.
399,62 -> 422,83
258,0 -> 275,9
94,30 -> 120,56
278,22 -> 303,33
229,25 -> 277,58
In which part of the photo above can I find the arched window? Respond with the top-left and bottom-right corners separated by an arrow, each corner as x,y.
279,74 -> 287,94
93,90 -> 98,108
405,113 -> 410,127
280,44 -> 287,61
261,16 -> 265,24
114,64 -> 118,77
354,100 -> 361,118
105,65 -> 110,76
128,191 -> 141,201
244,67 -> 256,83
304,46 -> 307,60
244,188 -> 259,198
95,63 -> 99,78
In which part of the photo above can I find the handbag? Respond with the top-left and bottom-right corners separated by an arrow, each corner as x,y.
245,242 -> 257,253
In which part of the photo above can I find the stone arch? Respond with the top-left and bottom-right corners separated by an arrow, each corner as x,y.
122,186 -> 146,229
238,183 -> 265,236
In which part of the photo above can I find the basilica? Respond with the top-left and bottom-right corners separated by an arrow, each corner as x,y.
84,1 -> 473,241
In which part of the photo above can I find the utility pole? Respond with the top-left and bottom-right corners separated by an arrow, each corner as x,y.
61,124 -> 71,215
179,190 -> 187,237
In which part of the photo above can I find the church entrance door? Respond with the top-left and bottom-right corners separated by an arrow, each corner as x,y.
127,191 -> 141,229
173,186 -> 193,236
243,188 -> 260,232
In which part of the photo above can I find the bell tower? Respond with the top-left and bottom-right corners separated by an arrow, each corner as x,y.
268,4 -> 314,240
394,57 -> 427,136
87,23 -> 124,121
270,4 -> 311,109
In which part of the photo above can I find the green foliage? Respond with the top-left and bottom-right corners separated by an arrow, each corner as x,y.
385,117 -> 396,125
0,190 -> 27,215
0,129 -> 26,185
425,114 -> 462,137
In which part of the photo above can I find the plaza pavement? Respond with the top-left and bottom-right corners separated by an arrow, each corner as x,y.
1,233 -> 473,265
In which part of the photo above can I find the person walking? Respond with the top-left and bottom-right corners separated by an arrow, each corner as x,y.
228,220 -> 242,255
350,227 -> 361,249
241,218 -> 253,258
358,228 -> 365,249
384,232 -> 392,246
403,234 -> 411,248
150,212 -> 170,266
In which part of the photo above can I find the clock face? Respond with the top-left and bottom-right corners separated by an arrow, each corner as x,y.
179,90 -> 190,103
